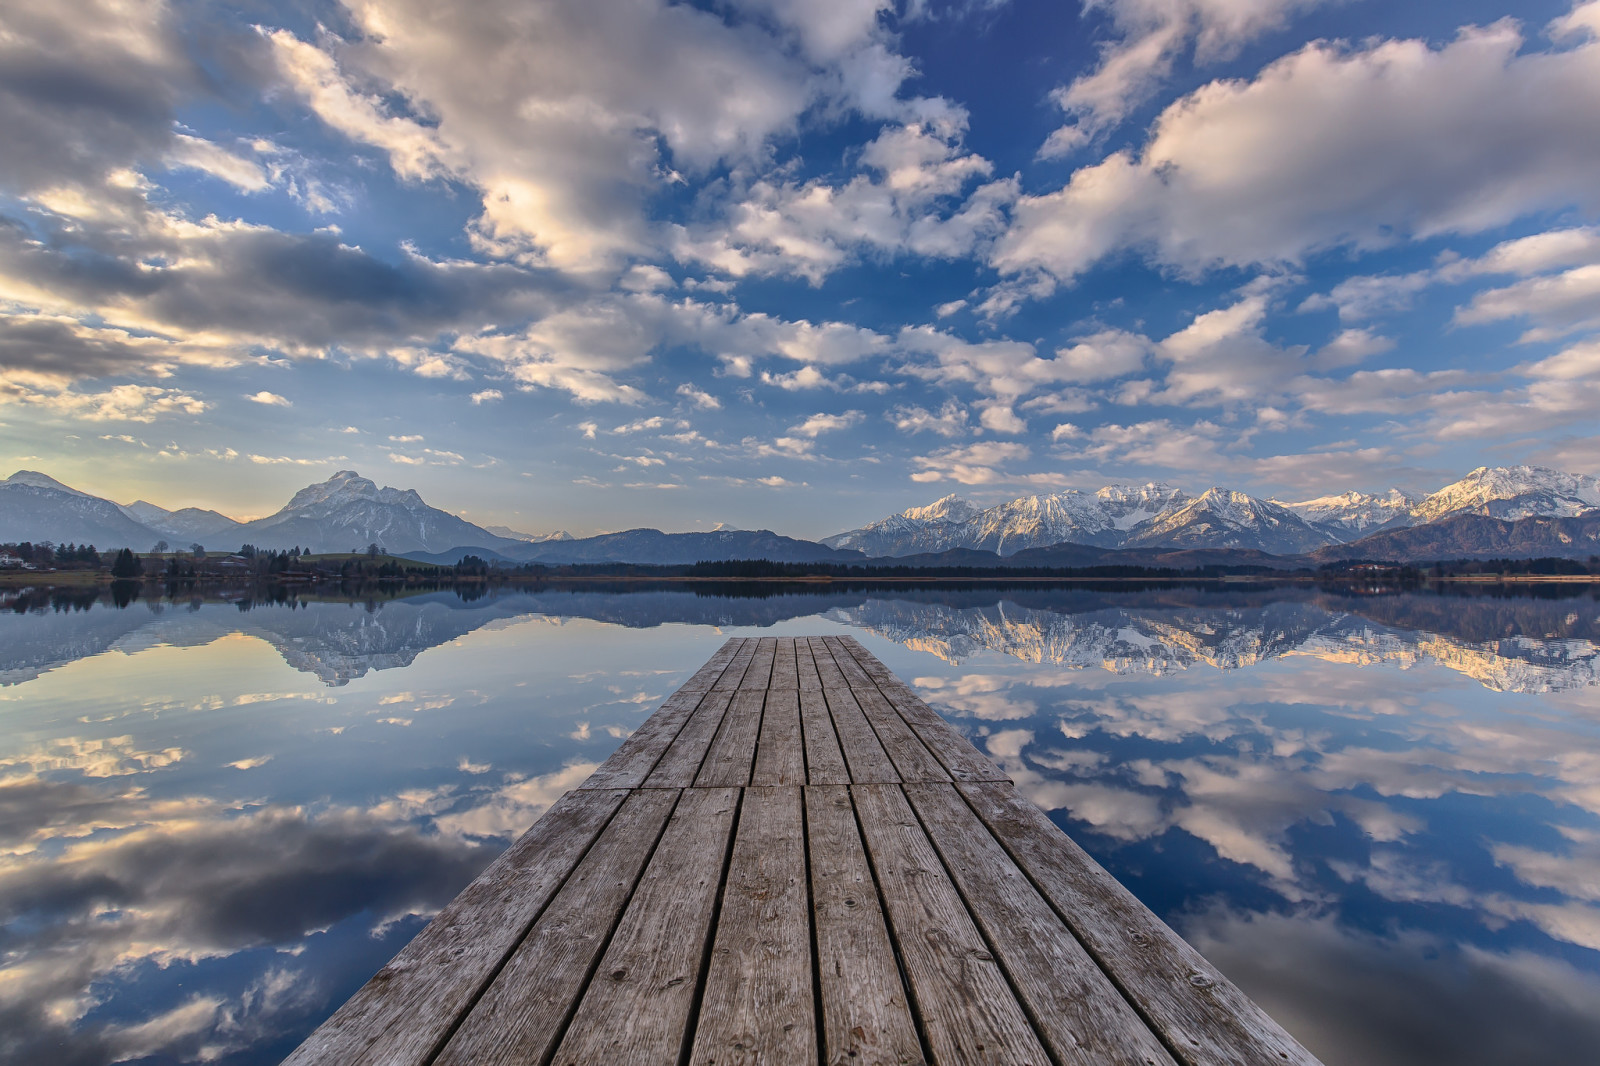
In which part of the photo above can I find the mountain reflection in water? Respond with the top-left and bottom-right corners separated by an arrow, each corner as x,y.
0,582 -> 1597,1066
4,583 -> 1595,692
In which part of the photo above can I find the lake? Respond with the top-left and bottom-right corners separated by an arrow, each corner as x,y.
3,581 -> 1598,1065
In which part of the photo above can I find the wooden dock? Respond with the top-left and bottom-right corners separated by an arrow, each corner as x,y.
284,636 -> 1322,1066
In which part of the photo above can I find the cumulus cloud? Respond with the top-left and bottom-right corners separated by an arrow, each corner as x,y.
247,391 -> 290,407
910,440 -> 1032,484
790,410 -> 865,436
267,0 -> 940,275
674,115 -> 1016,283
999,10 -> 1600,283
1041,0 -> 1339,155
888,399 -> 970,437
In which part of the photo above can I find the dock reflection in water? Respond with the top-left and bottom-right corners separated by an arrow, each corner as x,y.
0,582 -> 1597,1065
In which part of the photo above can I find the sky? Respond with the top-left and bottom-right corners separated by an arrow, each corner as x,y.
2,0 -> 1599,538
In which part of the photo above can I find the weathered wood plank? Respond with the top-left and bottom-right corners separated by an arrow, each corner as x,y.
550,787 -> 741,1066
281,788 -> 628,1066
711,638 -> 758,693
799,688 -> 850,786
805,786 -> 926,1066
695,689 -> 765,787
751,688 -> 806,786
809,638 -> 898,784
689,786 -> 814,1065
770,637 -> 799,690
581,639 -> 743,790
795,637 -> 823,693
645,690 -> 735,788
852,783 -> 1050,1065
434,788 -> 681,1066
737,636 -> 777,690
824,637 -> 948,784
958,781 -> 1324,1066
904,783 -> 1177,1066
836,637 -> 1009,784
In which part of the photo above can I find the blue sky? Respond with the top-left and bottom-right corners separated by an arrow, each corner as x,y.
2,0 -> 1598,538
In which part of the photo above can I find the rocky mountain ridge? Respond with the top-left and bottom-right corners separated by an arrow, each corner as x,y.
826,466 -> 1600,557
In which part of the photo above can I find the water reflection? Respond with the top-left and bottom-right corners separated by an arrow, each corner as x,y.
0,583 -> 1596,1065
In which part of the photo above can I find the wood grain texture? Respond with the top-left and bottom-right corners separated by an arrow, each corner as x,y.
852,783 -> 1050,1066
809,638 -> 898,784
580,639 -> 743,790
795,637 -> 823,693
645,690 -> 735,788
823,637 -> 948,783
695,689 -> 765,787
751,688 -> 805,786
770,637 -> 799,690
805,785 -> 926,1066
689,787 -> 814,1066
799,688 -> 850,786
835,637 -> 1008,784
958,781 -> 1324,1066
904,783 -> 1176,1066
710,639 -> 757,691
434,788 -> 680,1066
737,637 -> 777,690
280,788 -> 628,1066
550,787 -> 741,1066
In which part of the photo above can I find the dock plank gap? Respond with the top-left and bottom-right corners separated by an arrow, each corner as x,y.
285,636 -> 1324,1066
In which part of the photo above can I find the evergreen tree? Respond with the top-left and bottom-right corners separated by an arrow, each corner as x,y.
110,548 -> 141,579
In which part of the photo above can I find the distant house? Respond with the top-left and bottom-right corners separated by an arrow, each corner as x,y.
0,550 -> 21,568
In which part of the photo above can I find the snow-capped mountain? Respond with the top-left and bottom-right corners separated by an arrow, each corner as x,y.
482,524 -> 574,543
0,471 -> 162,548
1120,488 -> 1333,554
826,482 -> 1329,556
831,467 -> 1600,558
119,500 -> 243,543
1278,488 -> 1420,536
823,484 -> 1193,556
1410,466 -> 1600,524
821,493 -> 984,555
234,471 -> 520,554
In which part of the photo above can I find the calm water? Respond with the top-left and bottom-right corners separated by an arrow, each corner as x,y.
3,582 -> 1599,1065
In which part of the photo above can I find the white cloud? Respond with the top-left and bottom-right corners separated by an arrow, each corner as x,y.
676,383 -> 721,409
888,399 -> 969,437
246,391 -> 291,407
910,440 -> 1031,484
0,383 -> 209,423
469,389 -> 503,404
1041,0 -> 1338,155
673,116 -> 1015,283
166,134 -> 271,191
790,410 -> 864,436
1001,10 -> 1600,284
267,0 -> 936,274
1454,264 -> 1600,343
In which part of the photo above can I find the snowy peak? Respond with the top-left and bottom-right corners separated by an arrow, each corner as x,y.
1279,488 -> 1420,535
280,470 -> 383,515
900,493 -> 980,525
3,470 -> 92,497
1412,466 -> 1600,524
1124,487 -> 1334,554
1094,482 -> 1191,529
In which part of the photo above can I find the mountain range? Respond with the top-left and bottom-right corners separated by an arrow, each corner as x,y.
1,464 -> 1598,566
823,466 -> 1600,557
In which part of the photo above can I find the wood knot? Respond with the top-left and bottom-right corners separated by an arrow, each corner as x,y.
1187,972 -> 1215,990
610,968 -> 628,981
